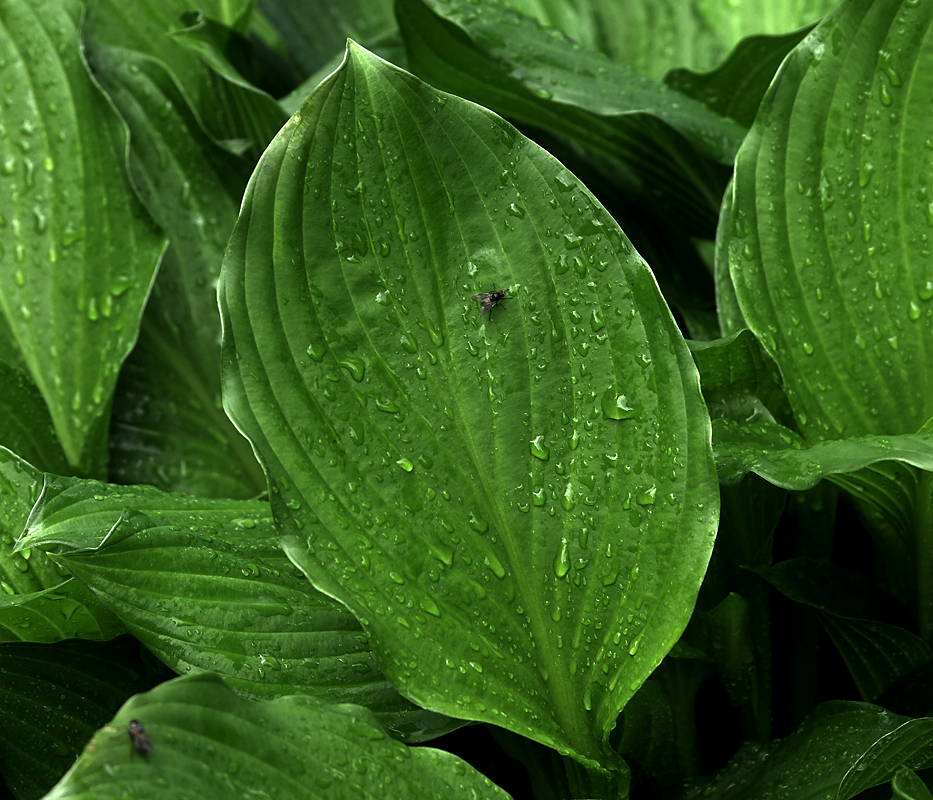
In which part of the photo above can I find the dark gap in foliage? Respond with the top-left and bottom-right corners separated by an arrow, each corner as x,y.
694,674 -> 744,775
416,723 -> 535,799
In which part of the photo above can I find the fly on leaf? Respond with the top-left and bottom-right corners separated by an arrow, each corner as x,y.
127,719 -> 153,760
472,289 -> 512,320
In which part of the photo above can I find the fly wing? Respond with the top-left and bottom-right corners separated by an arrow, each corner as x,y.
472,293 -> 489,302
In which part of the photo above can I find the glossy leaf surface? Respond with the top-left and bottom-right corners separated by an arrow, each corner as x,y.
220,42 -> 719,775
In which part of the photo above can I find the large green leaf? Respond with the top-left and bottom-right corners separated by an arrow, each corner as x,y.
44,672 -> 510,800
495,0 -> 834,82
84,0 -> 284,157
726,0 -> 933,442
16,476 -> 456,742
257,0 -> 397,75
85,44 -> 264,498
0,0 -> 166,474
219,41 -> 719,778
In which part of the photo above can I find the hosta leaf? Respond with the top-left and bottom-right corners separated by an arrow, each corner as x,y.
45,672 -> 510,800
0,0 -> 165,474
726,0 -> 933,441
754,558 -> 931,701
85,44 -> 265,498
0,638 -> 163,800
83,0 -> 284,156
257,0 -> 397,75
17,476 -> 456,742
219,42 -> 719,776
665,27 -> 816,129
713,422 -> 933,489
689,330 -> 792,427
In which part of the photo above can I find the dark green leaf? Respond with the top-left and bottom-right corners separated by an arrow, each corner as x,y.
397,0 -> 742,232
220,41 -> 719,778
0,637 -> 161,800
172,11 -> 288,159
44,672 -> 511,800
83,0 -> 283,157
689,330 -> 793,427
0,361 -> 68,475
682,702 -> 925,800
0,0 -> 166,475
257,0 -> 397,75
754,559 -> 931,701
666,27 -> 816,129
838,717 -> 933,799
85,44 -> 265,498
892,768 -> 933,800
726,0 -> 933,441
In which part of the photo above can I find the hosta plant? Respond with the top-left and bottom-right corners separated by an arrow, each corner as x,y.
2,0 -> 933,799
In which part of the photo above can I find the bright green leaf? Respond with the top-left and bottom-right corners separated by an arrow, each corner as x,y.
0,447 -> 66,597
219,41 -> 719,778
0,0 -> 166,474
44,672 -> 511,800
727,0 -> 933,442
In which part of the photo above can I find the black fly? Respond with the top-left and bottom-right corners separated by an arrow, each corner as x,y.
127,719 -> 153,760
472,289 -> 512,320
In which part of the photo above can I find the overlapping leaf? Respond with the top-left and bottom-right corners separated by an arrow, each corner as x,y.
220,42 -> 719,777
0,638 -> 160,800
682,702 -> 933,800
396,0 -> 743,235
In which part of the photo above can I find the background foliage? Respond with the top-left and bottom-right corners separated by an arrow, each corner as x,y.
2,0 -> 933,798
